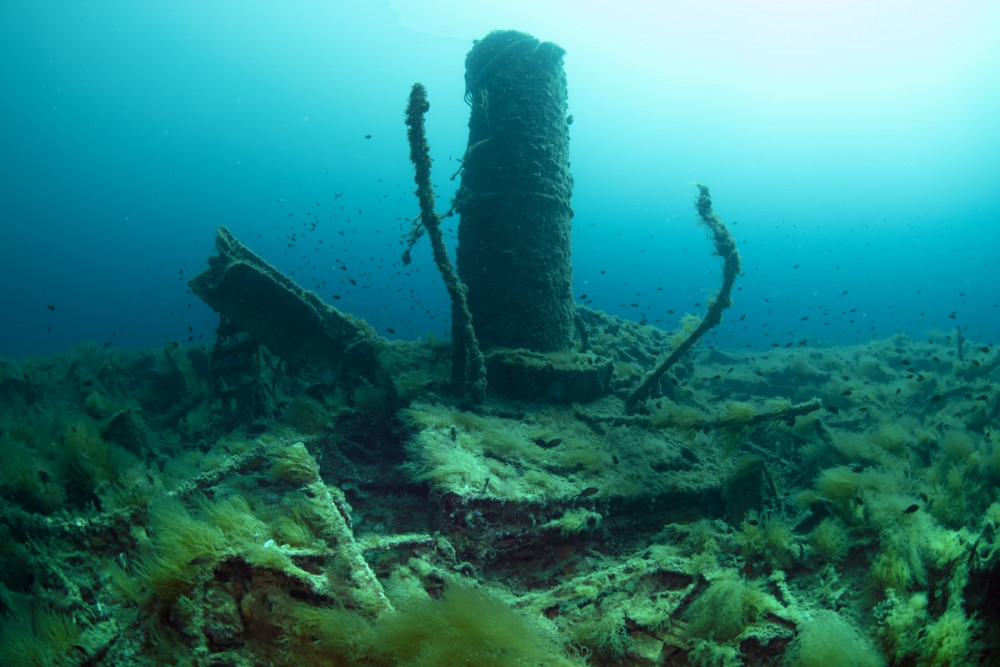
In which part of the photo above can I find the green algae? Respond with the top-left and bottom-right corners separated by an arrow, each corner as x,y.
0,324 -> 998,665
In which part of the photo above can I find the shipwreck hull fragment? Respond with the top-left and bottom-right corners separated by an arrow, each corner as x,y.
189,225 -> 387,388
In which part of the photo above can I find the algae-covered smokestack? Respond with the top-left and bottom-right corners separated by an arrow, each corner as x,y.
455,30 -> 574,352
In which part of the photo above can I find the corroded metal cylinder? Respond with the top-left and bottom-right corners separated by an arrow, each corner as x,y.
455,30 -> 574,352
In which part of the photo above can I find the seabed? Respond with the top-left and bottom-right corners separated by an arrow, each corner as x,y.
1,307 -> 998,665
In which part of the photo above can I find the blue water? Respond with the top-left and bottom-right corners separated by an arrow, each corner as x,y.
2,0 -> 998,358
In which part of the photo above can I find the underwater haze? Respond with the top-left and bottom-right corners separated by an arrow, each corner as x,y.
2,0 -> 998,358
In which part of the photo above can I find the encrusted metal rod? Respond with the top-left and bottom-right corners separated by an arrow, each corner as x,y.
626,184 -> 742,412
405,83 -> 486,404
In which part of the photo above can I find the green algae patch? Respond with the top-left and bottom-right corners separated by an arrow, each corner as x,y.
2,324 -> 1000,665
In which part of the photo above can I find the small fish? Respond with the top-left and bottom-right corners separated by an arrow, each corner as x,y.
532,438 -> 562,449
841,390 -> 853,396
46,304 -> 56,311
576,487 -> 599,499
851,465 -> 864,473
902,504 -> 920,514
364,134 -> 372,139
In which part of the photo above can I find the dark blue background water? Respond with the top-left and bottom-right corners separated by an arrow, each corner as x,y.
3,1 -> 998,358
